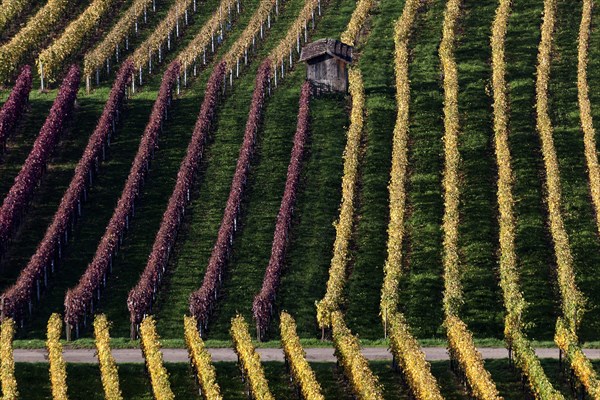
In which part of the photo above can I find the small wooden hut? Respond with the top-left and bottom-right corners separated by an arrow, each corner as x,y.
299,38 -> 353,93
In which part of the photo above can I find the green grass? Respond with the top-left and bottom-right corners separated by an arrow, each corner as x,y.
14,359 -> 600,399
397,0 -> 446,339
343,0 -> 403,340
551,0 -> 600,342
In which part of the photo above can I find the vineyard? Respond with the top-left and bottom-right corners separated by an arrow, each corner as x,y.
1,0 -> 600,397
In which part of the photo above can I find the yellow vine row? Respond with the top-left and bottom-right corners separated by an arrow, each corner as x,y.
84,0 -> 154,78
379,0 -> 417,323
340,0 -> 372,46
440,0 -> 462,317
387,312 -> 443,400
37,0 -> 119,82
222,0 -> 277,69
490,0 -> 563,398
315,68 -> 365,329
93,315 -> 123,400
139,317 -> 175,400
0,0 -> 32,33
439,0 -> 501,398
184,316 -> 223,400
176,0 -> 238,73
331,311 -> 383,400
578,0 -> 600,240
555,318 -> 600,398
536,0 -> 585,333
47,313 -> 69,400
268,0 -> 318,74
230,315 -> 275,400
279,312 -> 325,400
379,2 -> 444,398
0,0 -> 70,81
446,316 -> 502,400
132,0 -> 194,70
0,318 -> 18,400
553,0 -> 600,397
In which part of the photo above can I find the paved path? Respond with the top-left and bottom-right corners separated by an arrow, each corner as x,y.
12,347 -> 600,363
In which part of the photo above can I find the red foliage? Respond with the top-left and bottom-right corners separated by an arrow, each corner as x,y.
0,62 -> 132,321
0,65 -> 32,154
188,60 -> 271,333
0,65 -> 79,260
63,61 -> 180,328
127,62 -> 226,326
252,81 -> 310,338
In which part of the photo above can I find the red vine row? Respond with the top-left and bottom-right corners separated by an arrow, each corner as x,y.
0,65 -> 80,260
0,65 -> 32,155
252,80 -> 310,340
189,60 -> 271,335
0,62 -> 132,322
63,61 -> 180,336
127,62 -> 226,334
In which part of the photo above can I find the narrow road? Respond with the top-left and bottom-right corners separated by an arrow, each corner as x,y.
13,347 -> 600,363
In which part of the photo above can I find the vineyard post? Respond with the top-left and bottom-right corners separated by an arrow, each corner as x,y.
40,62 -> 45,91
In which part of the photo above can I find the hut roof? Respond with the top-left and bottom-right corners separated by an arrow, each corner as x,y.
299,38 -> 353,63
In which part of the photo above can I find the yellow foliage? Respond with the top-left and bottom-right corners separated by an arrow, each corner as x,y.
230,315 -> 275,400
379,0 -> 418,322
222,0 -> 277,69
46,313 -> 68,400
387,312 -> 442,400
315,68 -> 364,329
490,0 -> 563,397
38,0 -> 117,81
331,311 -> 383,400
176,0 -> 238,72
0,318 -> 18,400
132,0 -> 194,69
535,0 -> 585,332
139,317 -> 175,400
84,0 -> 153,77
439,0 -> 463,318
268,0 -> 318,73
0,0 -> 32,32
446,316 -> 502,400
438,1 -> 501,398
93,315 -> 123,400
555,318 -> 600,399
340,0 -> 373,46
578,0 -> 600,241
0,0 -> 70,80
184,316 -> 223,400
279,312 -> 325,400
